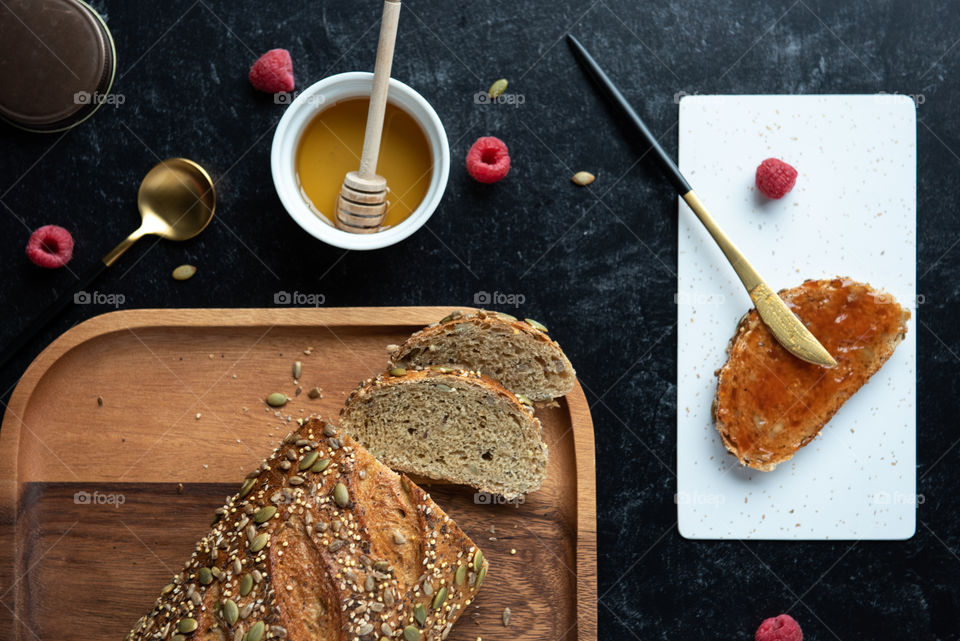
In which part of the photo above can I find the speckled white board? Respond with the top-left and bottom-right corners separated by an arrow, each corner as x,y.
676,95 -> 917,540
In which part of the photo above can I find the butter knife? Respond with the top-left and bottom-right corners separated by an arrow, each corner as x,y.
568,34 -> 836,367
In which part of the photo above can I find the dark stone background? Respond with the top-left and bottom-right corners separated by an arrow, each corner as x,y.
1,1 -> 958,639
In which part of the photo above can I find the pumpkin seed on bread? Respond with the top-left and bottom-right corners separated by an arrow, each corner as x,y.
125,418 -> 487,641
388,310 -> 575,402
340,368 -> 548,499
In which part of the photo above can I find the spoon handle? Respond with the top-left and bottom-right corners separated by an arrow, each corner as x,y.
0,260 -> 107,372
358,0 -> 401,179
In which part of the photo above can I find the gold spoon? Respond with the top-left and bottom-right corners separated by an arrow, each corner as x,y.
1,158 -> 216,370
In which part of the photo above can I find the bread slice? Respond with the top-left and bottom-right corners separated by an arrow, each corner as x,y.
340,368 -> 548,498
388,309 -> 576,401
126,418 -> 487,641
714,278 -> 910,471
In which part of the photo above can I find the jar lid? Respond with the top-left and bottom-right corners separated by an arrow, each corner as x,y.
0,0 -> 116,132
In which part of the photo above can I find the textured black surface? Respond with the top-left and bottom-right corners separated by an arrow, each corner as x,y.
1,1 -> 958,639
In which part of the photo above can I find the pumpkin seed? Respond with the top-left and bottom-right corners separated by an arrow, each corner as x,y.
172,636 -> 185,641
299,451 -> 319,470
435,383 -> 455,392
292,361 -> 302,380
571,171 -> 595,186
389,367 -> 407,376
476,564 -> 487,587
223,599 -> 239,625
403,626 -> 420,641
307,386 -> 322,399
524,318 -> 548,332
240,573 -> 253,596
497,312 -> 518,321
356,623 -> 374,636
473,549 -> 484,573
455,565 -> 466,585
250,533 -> 269,552
414,603 -> 426,626
502,607 -> 511,626
244,622 -> 265,641
239,478 -> 256,499
432,587 -> 448,609
516,393 -> 533,406
266,392 -> 288,407
488,78 -> 508,100
161,583 -> 175,595
254,506 -> 277,523
198,567 -> 213,585
311,458 -> 330,473
178,618 -> 198,633
334,482 -> 349,507
288,475 -> 304,485
172,264 -> 197,281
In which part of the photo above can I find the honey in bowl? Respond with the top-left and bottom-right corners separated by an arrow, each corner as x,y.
296,97 -> 432,230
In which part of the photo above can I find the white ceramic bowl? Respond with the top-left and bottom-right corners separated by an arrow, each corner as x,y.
271,72 -> 449,251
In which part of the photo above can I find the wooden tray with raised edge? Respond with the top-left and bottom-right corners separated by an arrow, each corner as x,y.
0,307 -> 595,641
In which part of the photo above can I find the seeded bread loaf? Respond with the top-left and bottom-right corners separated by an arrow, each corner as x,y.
388,310 -> 576,402
125,418 -> 487,641
714,278 -> 910,471
340,368 -> 548,499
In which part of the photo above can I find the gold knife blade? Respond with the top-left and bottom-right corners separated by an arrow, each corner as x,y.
681,190 -> 837,368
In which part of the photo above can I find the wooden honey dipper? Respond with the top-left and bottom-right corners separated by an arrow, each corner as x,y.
335,0 -> 401,233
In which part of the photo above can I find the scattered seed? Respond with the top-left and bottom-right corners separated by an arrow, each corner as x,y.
266,393 -> 288,407
239,478 -> 256,499
473,549 -> 484,573
516,393 -> 533,406
365,575 -> 375,591
423,580 -> 434,596
356,623 -> 374,636
455,565 -> 466,585
307,386 -> 322,399
502,607 -> 511,626
476,564 -> 487,587
571,171 -> 595,186
198,567 -> 213,585
323,423 -> 337,436
404,626 -> 420,641
435,383 -> 455,392
488,78 -> 508,100
96,395 -> 103,406
414,603 -> 427,626
292,361 -> 302,380
432,586 -> 448,610
389,367 -> 407,376
311,458 -> 330,473
334,482 -> 349,507
172,264 -> 197,281
288,475 -> 305,486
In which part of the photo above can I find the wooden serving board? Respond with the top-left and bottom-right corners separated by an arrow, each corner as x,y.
0,307 -> 595,641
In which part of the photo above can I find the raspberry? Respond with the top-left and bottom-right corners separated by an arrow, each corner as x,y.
755,158 -> 798,199
466,136 -> 510,183
755,614 -> 803,641
26,225 -> 74,269
249,49 -> 295,94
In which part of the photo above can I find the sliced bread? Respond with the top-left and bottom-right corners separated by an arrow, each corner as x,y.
714,278 -> 910,471
340,368 -> 548,498
388,309 -> 576,401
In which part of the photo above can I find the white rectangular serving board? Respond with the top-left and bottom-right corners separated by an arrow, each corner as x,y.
676,95 -> 917,540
